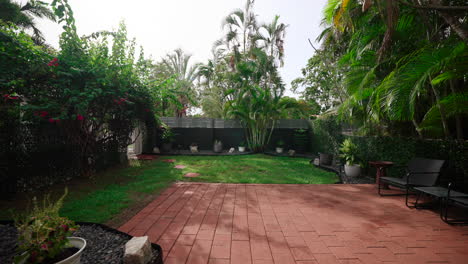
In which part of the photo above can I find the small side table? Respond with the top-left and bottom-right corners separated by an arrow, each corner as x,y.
369,161 -> 394,189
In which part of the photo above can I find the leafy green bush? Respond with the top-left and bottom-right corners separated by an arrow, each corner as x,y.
310,116 -> 468,190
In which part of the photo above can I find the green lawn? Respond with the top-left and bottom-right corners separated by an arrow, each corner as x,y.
0,154 -> 337,225
172,154 -> 338,184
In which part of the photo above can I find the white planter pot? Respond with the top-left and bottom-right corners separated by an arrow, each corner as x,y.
17,237 -> 86,264
344,164 -> 361,178
238,146 -> 245,152
276,147 -> 284,154
189,146 -> 198,153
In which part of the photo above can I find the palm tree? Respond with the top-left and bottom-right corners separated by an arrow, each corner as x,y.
0,0 -> 55,43
258,15 -> 287,66
217,0 -> 258,54
161,49 -> 201,116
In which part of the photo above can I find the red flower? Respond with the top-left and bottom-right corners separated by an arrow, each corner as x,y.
3,94 -> 19,100
47,58 -> 59,67
61,224 -> 69,231
49,118 -> 55,123
144,109 -> 150,112
39,111 -> 48,117
40,243 -> 48,250
77,114 -> 84,121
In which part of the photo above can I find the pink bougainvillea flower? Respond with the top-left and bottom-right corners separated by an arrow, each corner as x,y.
47,58 -> 59,67
40,111 -> 48,117
77,114 -> 84,121
49,118 -> 55,123
144,108 -> 150,112
9,96 -> 19,100
61,224 -> 69,231
40,243 -> 48,250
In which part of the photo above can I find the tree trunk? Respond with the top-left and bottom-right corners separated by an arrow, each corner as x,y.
450,80 -> 464,140
430,82 -> 451,138
431,0 -> 468,43
412,118 -> 424,138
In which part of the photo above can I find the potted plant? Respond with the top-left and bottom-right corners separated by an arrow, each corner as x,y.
276,140 -> 285,154
189,143 -> 198,153
14,190 -> 86,264
161,126 -> 175,152
238,141 -> 246,153
213,140 -> 223,153
339,138 -> 361,177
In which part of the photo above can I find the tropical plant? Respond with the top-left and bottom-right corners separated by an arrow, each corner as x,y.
296,0 -> 467,139
159,48 -> 200,116
14,189 -> 78,264
339,138 -> 360,166
0,0 -> 56,43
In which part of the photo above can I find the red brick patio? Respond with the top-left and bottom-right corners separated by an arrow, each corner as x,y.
119,183 -> 468,264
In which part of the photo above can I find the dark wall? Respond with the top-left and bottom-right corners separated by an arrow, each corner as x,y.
166,128 -> 309,152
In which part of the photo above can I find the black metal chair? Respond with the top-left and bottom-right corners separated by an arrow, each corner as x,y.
378,158 -> 445,207
441,183 -> 468,225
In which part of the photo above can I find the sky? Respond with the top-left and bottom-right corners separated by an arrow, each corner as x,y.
33,0 -> 327,97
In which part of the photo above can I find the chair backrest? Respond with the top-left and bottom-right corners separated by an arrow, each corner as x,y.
405,158 -> 445,186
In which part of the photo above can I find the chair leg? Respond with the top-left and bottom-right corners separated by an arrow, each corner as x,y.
378,182 -> 407,197
440,200 -> 468,225
405,186 -> 414,208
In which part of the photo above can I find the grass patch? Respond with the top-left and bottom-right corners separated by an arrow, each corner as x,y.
0,159 -> 179,224
0,154 -> 337,224
171,154 -> 338,184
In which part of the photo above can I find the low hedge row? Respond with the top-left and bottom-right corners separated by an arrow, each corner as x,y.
310,118 -> 468,191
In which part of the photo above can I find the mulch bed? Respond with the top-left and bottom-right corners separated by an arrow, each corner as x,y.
0,222 -> 162,264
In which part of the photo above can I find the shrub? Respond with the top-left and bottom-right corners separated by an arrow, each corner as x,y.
14,189 -> 78,264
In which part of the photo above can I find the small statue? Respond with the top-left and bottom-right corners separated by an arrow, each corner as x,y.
229,147 -> 235,153
288,149 -> 296,156
153,147 -> 160,154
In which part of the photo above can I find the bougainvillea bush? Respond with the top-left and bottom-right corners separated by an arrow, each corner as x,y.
1,0 -> 167,179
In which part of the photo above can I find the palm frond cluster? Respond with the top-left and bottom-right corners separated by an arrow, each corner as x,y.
198,0 -> 308,151
294,0 -> 467,139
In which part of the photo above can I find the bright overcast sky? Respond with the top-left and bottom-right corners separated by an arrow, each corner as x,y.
33,0 -> 327,97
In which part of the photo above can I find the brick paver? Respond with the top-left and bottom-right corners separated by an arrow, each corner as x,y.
120,183 -> 468,264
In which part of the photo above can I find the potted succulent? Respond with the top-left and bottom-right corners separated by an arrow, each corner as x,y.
238,141 -> 246,152
161,126 -> 175,152
276,140 -> 285,154
213,140 -> 223,153
14,190 -> 86,264
339,138 -> 362,177
189,143 -> 198,153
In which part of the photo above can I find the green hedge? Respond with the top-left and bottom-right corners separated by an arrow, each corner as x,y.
310,118 -> 468,191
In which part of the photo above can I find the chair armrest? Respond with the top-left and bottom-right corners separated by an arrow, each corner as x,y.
407,171 -> 440,174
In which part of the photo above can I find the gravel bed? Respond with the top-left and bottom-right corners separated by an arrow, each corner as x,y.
0,224 -> 17,264
0,223 -> 161,264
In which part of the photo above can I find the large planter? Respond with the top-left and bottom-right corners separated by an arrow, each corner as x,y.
238,146 -> 246,153
161,143 -> 172,153
17,237 -> 86,264
319,153 -> 333,165
213,142 -> 223,153
344,164 -> 361,178
276,147 -> 284,154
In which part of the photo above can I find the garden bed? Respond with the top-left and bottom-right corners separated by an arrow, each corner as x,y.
152,149 -> 255,156
0,221 -> 162,264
